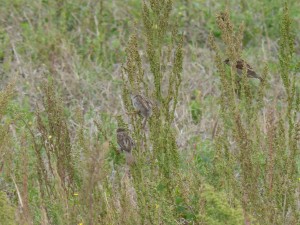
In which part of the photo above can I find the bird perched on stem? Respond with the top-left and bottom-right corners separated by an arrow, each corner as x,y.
224,58 -> 263,82
130,92 -> 153,129
116,128 -> 135,165
116,128 -> 135,153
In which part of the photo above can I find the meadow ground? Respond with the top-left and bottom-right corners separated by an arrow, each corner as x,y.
0,0 -> 299,224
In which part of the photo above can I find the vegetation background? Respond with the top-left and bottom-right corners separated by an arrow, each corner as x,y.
0,0 -> 299,224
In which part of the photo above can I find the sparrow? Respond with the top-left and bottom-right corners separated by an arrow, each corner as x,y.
224,58 -> 263,81
130,92 -> 153,128
116,128 -> 135,153
116,128 -> 136,166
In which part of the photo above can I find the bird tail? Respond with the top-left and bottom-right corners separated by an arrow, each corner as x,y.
255,74 -> 263,82
249,71 -> 263,82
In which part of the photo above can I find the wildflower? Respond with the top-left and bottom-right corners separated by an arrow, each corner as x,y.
74,192 -> 79,196
48,135 -> 52,139
155,204 -> 160,209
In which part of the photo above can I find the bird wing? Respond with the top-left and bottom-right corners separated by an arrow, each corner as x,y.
236,59 -> 263,80
224,59 -> 262,80
236,60 -> 256,75
117,132 -> 134,152
135,94 -> 152,110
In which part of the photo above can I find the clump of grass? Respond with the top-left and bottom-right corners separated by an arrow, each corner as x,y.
19,79 -> 76,223
0,191 -> 16,225
209,4 -> 299,224
35,80 -> 75,191
0,83 -> 15,185
190,90 -> 202,124
0,83 -> 15,224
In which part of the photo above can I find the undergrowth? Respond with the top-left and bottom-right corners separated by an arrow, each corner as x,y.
0,0 -> 299,224
209,5 -> 299,225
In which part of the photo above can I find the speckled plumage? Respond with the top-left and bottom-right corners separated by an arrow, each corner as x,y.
130,93 -> 152,128
224,58 -> 262,81
117,128 -> 135,153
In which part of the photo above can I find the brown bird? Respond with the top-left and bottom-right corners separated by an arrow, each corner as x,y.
116,128 -> 135,153
130,92 -> 153,128
224,58 -> 262,81
116,128 -> 136,166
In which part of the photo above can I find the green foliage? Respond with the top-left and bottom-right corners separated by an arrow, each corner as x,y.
122,0 -> 182,180
201,185 -> 244,225
190,90 -> 202,123
0,0 -> 299,224
35,80 -> 75,192
119,1 -> 186,223
0,83 -> 15,181
0,191 -> 16,225
0,84 -> 16,224
209,3 -> 299,224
